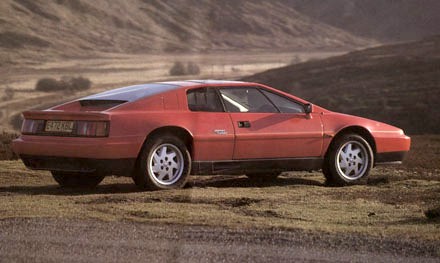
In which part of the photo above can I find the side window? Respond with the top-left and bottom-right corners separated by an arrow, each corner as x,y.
219,87 -> 278,113
187,87 -> 224,112
260,89 -> 305,113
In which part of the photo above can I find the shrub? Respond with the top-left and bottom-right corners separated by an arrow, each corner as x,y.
187,62 -> 200,75
169,61 -> 186,76
36,77 -> 63,92
69,76 -> 91,91
425,207 -> 440,220
169,61 -> 201,76
35,76 -> 91,92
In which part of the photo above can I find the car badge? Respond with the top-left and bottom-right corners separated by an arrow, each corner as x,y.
214,129 -> 227,135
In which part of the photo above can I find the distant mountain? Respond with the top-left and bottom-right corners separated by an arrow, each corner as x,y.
0,0 -> 373,64
286,0 -> 440,42
243,36 -> 440,134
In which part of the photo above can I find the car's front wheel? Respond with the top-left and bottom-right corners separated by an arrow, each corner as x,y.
51,171 -> 105,188
324,134 -> 373,186
133,135 -> 191,190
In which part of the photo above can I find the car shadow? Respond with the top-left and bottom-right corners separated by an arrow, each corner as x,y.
0,175 -> 325,196
187,175 -> 325,188
0,183 -> 141,196
387,217 -> 440,225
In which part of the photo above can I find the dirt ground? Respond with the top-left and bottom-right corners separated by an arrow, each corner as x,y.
1,218 -> 438,262
0,135 -> 439,261
1,162 -> 439,238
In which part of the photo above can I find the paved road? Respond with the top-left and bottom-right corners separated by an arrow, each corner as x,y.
0,218 -> 439,262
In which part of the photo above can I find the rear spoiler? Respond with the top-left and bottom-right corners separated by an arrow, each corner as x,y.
22,110 -> 111,121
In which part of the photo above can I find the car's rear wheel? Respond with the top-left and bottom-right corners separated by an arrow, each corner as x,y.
324,134 -> 373,186
133,135 -> 191,190
246,172 -> 281,181
51,171 -> 105,188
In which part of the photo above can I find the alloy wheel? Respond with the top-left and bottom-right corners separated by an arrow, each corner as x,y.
148,143 -> 184,186
335,141 -> 369,181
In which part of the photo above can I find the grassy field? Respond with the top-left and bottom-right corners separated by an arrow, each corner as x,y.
1,135 -> 439,241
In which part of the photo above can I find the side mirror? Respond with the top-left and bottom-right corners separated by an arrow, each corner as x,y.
304,103 -> 313,114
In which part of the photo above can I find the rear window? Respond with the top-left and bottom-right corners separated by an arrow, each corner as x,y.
187,87 -> 224,112
79,100 -> 127,111
81,83 -> 180,102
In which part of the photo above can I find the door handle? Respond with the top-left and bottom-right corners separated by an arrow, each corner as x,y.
237,121 -> 251,128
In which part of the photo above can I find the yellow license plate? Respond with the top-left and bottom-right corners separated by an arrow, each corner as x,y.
45,120 -> 74,133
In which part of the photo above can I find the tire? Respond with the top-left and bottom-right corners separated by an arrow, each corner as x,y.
51,171 -> 105,188
324,134 -> 374,186
246,172 -> 281,181
133,134 -> 191,190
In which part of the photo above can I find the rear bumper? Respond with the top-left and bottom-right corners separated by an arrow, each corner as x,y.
20,155 -> 136,176
375,151 -> 407,165
12,135 -> 144,159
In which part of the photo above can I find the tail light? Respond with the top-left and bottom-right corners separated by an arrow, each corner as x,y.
21,119 -> 109,137
21,119 -> 45,135
76,121 -> 109,137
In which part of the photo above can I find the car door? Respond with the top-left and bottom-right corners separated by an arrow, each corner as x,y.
186,87 -> 235,161
218,86 -> 323,160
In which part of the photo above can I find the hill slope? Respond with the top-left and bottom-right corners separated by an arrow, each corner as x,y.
243,36 -> 440,134
286,0 -> 440,42
0,0 -> 372,64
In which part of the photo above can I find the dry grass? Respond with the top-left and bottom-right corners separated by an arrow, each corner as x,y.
0,131 -> 18,160
0,51 -> 341,131
1,135 -> 439,240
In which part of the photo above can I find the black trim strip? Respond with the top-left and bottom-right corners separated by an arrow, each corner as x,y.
191,158 -> 323,175
375,151 -> 407,165
79,100 -> 127,107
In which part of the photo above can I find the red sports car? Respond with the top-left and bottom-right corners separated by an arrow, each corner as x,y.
12,80 -> 410,190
